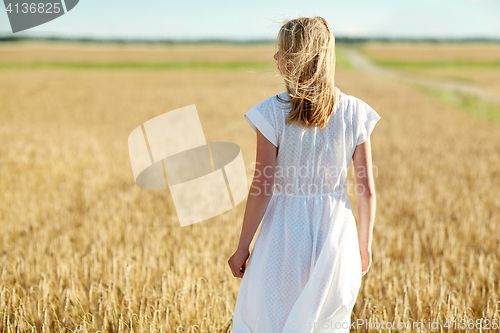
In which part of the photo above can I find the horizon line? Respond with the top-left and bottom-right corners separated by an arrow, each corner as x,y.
1,35 -> 500,44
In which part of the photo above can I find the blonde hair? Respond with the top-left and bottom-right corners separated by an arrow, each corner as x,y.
275,16 -> 341,129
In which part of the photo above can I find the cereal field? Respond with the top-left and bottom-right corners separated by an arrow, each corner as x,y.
0,41 -> 499,332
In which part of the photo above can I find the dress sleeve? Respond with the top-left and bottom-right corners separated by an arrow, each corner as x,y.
244,100 -> 279,147
355,99 -> 381,146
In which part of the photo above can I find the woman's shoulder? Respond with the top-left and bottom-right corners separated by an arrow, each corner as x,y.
343,93 -> 374,111
251,92 -> 290,113
273,92 -> 292,113
339,93 -> 376,121
265,91 -> 290,105
340,91 -> 357,107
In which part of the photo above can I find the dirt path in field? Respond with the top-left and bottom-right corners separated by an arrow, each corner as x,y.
343,47 -> 500,104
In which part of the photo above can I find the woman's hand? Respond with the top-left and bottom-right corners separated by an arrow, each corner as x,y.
360,247 -> 372,276
228,248 -> 250,278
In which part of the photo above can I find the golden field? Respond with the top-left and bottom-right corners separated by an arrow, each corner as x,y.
360,42 -> 500,62
0,42 -> 499,332
0,41 -> 276,63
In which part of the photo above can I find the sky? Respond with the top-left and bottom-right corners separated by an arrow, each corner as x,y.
1,0 -> 499,40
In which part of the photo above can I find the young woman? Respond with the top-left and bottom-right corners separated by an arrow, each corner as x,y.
228,16 -> 380,333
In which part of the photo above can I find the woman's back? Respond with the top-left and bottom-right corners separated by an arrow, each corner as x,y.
244,89 -> 380,197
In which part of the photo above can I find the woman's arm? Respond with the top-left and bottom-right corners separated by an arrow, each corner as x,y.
352,137 -> 376,276
228,128 -> 277,278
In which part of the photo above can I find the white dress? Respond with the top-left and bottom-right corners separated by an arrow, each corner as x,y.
232,89 -> 381,333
